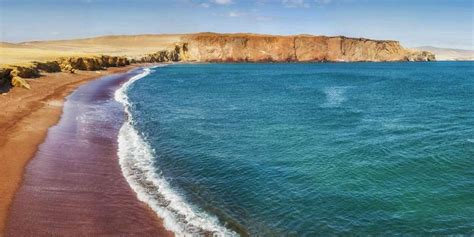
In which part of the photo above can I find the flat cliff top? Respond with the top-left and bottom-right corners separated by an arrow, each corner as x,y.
184,32 -> 400,43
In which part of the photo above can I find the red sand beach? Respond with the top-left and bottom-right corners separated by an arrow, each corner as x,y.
2,68 -> 173,236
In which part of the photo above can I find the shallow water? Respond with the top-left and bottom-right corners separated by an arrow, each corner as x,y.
125,62 -> 474,235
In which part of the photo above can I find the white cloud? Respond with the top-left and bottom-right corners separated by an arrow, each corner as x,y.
212,0 -> 234,5
282,0 -> 310,8
218,10 -> 274,22
256,16 -> 273,21
227,11 -> 243,17
200,3 -> 211,8
314,0 -> 332,4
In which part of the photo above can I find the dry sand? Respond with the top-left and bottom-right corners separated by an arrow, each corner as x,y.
0,34 -> 182,66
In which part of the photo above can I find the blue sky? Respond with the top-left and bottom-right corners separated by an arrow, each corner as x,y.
0,0 -> 472,49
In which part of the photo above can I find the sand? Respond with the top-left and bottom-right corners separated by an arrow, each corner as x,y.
0,66 -> 172,236
0,34 -> 182,66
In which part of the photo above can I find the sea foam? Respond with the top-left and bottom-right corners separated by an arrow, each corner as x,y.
115,66 -> 237,236
322,86 -> 347,108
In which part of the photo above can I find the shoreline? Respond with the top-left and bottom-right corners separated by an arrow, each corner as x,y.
0,65 -> 172,236
115,66 -> 237,236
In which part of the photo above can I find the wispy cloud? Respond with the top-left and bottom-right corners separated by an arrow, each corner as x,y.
255,16 -> 274,22
200,2 -> 211,8
228,11 -> 242,17
314,0 -> 333,4
211,0 -> 234,5
282,0 -> 310,8
216,9 -> 274,22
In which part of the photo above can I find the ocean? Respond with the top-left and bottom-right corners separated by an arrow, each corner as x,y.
116,62 -> 474,236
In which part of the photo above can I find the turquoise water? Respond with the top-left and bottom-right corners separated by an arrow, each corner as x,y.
126,62 -> 474,235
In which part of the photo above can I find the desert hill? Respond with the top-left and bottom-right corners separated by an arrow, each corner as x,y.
414,46 -> 473,61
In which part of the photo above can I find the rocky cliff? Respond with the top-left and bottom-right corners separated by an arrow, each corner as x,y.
0,56 -> 130,90
180,33 -> 435,62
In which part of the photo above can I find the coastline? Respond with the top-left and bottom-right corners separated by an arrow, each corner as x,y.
115,66 -> 237,236
0,65 -> 171,236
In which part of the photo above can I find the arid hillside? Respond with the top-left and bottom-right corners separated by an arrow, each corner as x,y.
414,46 -> 473,61
0,34 -> 182,66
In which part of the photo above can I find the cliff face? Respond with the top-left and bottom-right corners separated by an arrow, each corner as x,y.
181,33 -> 435,62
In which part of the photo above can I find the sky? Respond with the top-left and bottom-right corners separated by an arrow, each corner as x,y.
0,0 -> 473,49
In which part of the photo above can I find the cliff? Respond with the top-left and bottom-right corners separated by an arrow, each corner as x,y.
0,33 -> 435,91
181,33 -> 435,62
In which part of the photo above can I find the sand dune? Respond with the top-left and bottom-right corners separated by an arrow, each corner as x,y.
1,34 -> 182,66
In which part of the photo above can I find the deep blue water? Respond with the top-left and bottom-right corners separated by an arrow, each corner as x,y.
126,62 -> 474,235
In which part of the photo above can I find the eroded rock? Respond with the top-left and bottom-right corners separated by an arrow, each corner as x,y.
33,61 -> 61,73
10,66 -> 40,78
11,76 -> 31,89
0,68 -> 13,88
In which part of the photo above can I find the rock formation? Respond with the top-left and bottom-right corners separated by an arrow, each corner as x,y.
0,55 -> 130,90
181,33 -> 435,62
11,76 -> 31,90
33,61 -> 61,73
0,68 -> 12,88
58,56 -> 130,72
10,66 -> 40,78
139,44 -> 188,63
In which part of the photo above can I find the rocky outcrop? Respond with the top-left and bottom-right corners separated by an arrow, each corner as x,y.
0,66 -> 40,89
406,50 -> 436,61
57,55 -> 130,72
11,76 -> 31,89
10,66 -> 40,78
0,68 -> 13,88
139,44 -> 188,63
33,61 -> 61,73
181,33 -> 435,62
0,55 -> 131,91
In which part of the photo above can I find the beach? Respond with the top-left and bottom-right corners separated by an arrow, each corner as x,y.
0,66 -> 172,236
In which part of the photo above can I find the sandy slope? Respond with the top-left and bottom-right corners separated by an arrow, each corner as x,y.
0,34 -> 182,66
414,46 -> 474,61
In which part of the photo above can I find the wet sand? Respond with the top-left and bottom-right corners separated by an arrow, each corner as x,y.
3,68 -> 173,236
0,67 -> 135,233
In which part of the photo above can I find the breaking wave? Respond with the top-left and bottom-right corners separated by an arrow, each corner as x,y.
115,66 -> 237,236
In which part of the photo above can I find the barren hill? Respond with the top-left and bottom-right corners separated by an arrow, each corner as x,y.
414,46 -> 473,61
